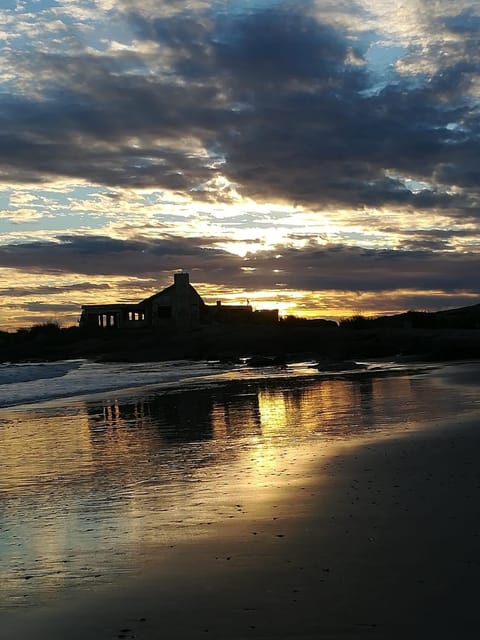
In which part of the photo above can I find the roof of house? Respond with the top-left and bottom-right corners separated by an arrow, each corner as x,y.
140,282 -> 205,306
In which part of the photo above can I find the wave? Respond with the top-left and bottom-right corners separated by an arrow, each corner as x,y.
0,360 -> 228,409
0,358 -> 420,410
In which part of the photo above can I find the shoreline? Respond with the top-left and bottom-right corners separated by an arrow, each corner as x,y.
0,356 -> 440,412
3,382 -> 480,639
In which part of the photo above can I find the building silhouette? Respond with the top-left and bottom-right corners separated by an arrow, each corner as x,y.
79,272 -> 278,330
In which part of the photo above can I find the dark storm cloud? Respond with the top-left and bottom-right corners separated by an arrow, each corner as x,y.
0,73 -> 219,189
205,10 -> 480,211
1,3 -> 479,216
241,244 -> 480,293
22,302 -> 80,312
376,227 -> 480,251
0,283 -> 111,297
0,235 -> 237,278
0,235 -> 478,295
443,9 -> 480,35
213,12 -> 354,88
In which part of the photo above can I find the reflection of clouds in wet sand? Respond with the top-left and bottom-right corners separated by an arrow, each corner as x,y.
0,410 -> 93,494
0,366 -> 477,609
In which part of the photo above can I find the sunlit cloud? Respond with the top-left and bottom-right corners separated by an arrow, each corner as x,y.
0,0 -> 479,328
0,208 -> 44,223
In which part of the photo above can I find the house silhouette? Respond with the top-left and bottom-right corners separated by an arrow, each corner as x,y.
80,272 -> 278,329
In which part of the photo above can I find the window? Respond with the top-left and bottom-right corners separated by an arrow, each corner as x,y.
128,311 -> 145,322
157,306 -> 172,318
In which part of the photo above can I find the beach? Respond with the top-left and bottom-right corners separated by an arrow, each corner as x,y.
1,361 -> 480,638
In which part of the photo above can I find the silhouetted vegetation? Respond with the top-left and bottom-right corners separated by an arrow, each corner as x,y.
340,304 -> 480,330
339,314 -> 370,329
1,303 -> 480,363
281,315 -> 337,328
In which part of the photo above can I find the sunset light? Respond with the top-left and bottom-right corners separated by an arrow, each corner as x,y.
2,5 -> 480,638
0,0 -> 479,330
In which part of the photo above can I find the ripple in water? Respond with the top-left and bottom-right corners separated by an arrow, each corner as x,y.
0,362 -> 478,608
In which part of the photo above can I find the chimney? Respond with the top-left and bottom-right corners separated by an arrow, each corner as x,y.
174,272 -> 190,287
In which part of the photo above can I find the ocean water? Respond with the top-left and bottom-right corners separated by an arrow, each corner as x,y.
0,359 -> 231,409
0,358 -> 412,409
1,359 -> 478,609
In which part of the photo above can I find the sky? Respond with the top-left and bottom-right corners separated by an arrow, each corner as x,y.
0,0 -> 479,329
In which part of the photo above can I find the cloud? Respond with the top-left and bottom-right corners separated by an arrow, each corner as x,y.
0,234 -> 478,296
22,302 -> 80,313
242,244 -> 480,293
0,208 -> 44,223
0,283 -> 111,297
0,234 -> 236,278
0,1 -> 478,220
202,7 -> 480,213
0,1 -> 479,328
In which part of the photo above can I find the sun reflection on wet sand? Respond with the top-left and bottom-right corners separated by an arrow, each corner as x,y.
1,366 -> 477,609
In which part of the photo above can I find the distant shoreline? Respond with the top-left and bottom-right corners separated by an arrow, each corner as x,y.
2,322 -> 480,365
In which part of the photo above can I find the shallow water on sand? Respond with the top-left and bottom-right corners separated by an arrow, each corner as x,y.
0,362 -> 478,609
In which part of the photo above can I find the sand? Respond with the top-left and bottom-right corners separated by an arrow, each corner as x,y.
3,366 -> 480,639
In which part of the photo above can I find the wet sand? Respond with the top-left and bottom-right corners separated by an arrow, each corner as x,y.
4,399 -> 480,639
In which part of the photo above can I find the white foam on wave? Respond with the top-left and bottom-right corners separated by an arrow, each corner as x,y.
0,358 -> 414,410
0,360 -> 232,409
0,361 -> 83,385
